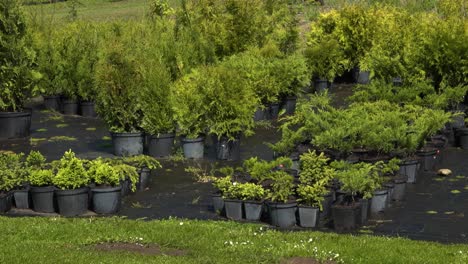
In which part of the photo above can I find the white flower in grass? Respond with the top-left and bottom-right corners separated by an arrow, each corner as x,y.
179,222 -> 184,226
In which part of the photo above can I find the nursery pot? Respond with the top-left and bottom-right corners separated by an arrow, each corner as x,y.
111,132 -> 144,157
0,192 -> 13,213
224,199 -> 243,220
181,136 -> 205,159
13,188 -> 30,209
358,198 -> 369,225
370,189 -> 388,217
332,202 -> 361,231
137,168 -> 151,191
267,201 -> 297,228
416,148 -> 437,172
211,193 -> 225,215
449,113 -> 465,129
0,110 -> 31,139
298,205 -> 320,228
148,133 -> 175,158
120,178 -> 133,196
80,101 -> 97,118
244,200 -> 263,221
91,186 -> 122,214
216,136 -> 241,161
253,107 -> 269,121
392,77 -> 403,87
383,183 -> 394,207
392,177 -> 407,201
399,159 -> 419,183
356,70 -> 370,84
320,192 -> 334,220
55,187 -> 89,216
30,186 -> 55,213
43,95 -> 61,111
314,78 -> 328,93
456,128 -> 468,150
269,102 -> 280,120
283,96 -> 297,115
62,99 -> 79,115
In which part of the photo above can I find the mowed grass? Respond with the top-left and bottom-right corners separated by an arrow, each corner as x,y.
0,216 -> 467,264
24,0 -> 160,21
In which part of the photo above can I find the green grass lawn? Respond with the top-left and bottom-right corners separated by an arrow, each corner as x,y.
0,216 -> 467,263
25,0 -> 155,21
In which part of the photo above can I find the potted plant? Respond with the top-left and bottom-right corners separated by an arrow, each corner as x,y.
88,159 -> 122,214
297,150 -> 335,227
0,0 -> 39,139
212,175 -> 232,215
172,67 -> 210,159
332,162 -> 375,231
12,152 -> 40,210
238,182 -> 267,221
121,155 -> 161,191
222,180 -> 244,221
266,170 -> 297,228
204,64 -> 258,160
139,59 -> 175,158
95,35 -> 144,157
52,150 -> 90,216
0,152 -> 27,213
304,37 -> 347,93
29,168 -> 55,213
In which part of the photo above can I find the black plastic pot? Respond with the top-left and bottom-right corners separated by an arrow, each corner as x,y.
399,159 -> 419,183
120,178 -> 133,196
314,78 -> 328,93
43,95 -> 61,111
392,77 -> 403,87
283,96 -> 297,115
137,168 -> 151,191
224,199 -> 243,220
211,193 -> 224,215
370,189 -> 388,217
449,113 -> 465,129
55,187 -> 89,216
267,201 -> 297,228
91,186 -> 122,214
0,192 -> 13,213
392,177 -> 407,201
0,110 -> 31,139
254,107 -> 269,121
148,133 -> 175,158
269,103 -> 280,120
80,101 -> 97,118
320,192 -> 334,220
216,136 -> 241,161
111,132 -> 144,157
383,183 -> 394,207
62,99 -> 79,115
356,70 -> 370,84
298,205 -> 320,228
358,198 -> 369,225
332,203 -> 361,231
416,148 -> 437,172
181,136 -> 205,159
244,201 -> 263,221
13,188 -> 30,209
30,186 -> 55,213
456,128 -> 468,150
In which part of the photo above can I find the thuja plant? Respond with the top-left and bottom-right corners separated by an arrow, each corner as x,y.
332,161 -> 378,202
304,36 -> 347,82
52,150 -> 89,190
0,152 -> 27,191
120,155 -> 162,170
243,156 -> 293,183
29,169 -> 54,187
0,0 -> 40,112
87,159 -> 120,187
267,170 -> 295,203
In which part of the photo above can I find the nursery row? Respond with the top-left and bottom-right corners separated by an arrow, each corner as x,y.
209,139 -> 446,230
0,150 -> 161,216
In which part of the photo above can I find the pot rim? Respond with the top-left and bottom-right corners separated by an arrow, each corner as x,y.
111,132 -> 144,137
91,186 -> 122,193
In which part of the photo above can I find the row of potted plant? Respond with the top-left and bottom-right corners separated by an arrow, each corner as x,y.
210,151 -> 404,230
0,150 -> 161,216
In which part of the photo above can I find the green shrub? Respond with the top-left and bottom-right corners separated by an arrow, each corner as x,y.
268,171 -> 294,203
121,155 -> 162,170
0,152 -> 27,191
53,150 -> 89,190
88,159 -> 120,187
29,169 -> 54,187
0,0 -> 40,112
26,151 -> 46,169
243,156 -> 293,183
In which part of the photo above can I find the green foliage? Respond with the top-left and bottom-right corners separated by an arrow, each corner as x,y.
29,169 -> 54,187
236,182 -> 267,201
304,36 -> 347,81
0,152 -> 27,191
113,163 -> 139,192
333,162 -> 378,200
212,175 -> 232,194
95,23 -> 144,133
88,159 -> 120,187
296,184 -> 328,210
299,150 -> 335,185
52,150 -> 89,190
26,151 -> 46,169
268,171 -> 294,203
121,155 -> 162,170
243,157 -> 293,183
0,0 -> 40,112
148,0 -> 174,19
